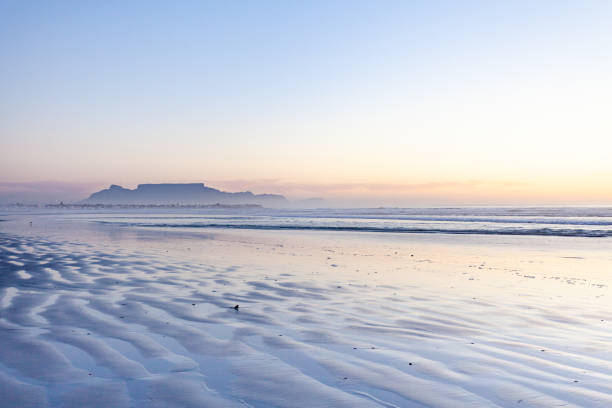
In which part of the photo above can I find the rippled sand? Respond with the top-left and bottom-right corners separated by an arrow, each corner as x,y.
1,212 -> 612,407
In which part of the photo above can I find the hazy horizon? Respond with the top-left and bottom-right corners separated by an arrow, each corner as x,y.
2,179 -> 612,207
2,1 -> 611,206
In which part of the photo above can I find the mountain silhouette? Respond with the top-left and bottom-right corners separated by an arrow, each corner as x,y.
82,183 -> 288,207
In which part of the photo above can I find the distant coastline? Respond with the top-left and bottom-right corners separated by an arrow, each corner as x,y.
81,183 -> 288,207
44,203 -> 262,209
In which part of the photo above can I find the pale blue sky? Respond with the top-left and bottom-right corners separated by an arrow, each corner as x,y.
1,1 -> 611,204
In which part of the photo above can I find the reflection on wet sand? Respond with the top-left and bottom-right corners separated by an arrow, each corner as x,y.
1,216 -> 612,407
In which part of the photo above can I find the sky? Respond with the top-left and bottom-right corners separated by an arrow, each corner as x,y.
1,0 -> 611,205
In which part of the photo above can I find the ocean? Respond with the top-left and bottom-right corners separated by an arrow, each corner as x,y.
90,206 -> 612,237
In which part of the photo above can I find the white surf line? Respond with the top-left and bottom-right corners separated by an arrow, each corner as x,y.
17,270 -> 32,279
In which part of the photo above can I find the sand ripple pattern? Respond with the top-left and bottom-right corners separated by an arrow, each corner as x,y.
1,233 -> 612,407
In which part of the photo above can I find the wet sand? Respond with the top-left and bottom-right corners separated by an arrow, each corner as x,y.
1,212 -> 611,407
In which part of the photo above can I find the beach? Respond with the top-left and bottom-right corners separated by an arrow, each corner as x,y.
1,209 -> 611,407
4,1 -> 611,406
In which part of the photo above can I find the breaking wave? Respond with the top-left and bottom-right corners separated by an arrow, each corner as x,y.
98,221 -> 612,238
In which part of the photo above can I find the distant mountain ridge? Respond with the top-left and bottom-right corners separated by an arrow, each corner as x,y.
82,183 -> 288,207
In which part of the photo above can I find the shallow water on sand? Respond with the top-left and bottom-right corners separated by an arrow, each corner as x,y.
1,210 -> 612,407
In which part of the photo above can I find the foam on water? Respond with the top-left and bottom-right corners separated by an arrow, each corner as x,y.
89,206 -> 612,238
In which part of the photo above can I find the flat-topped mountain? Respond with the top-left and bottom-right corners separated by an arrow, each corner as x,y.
82,183 -> 288,207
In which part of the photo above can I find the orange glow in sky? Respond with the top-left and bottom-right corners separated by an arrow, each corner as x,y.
1,1 -> 611,205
